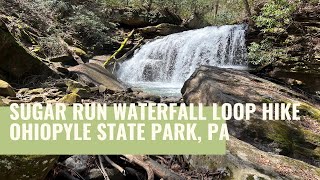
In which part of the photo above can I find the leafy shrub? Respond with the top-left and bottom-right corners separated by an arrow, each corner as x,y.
254,0 -> 299,33
38,35 -> 68,58
248,39 -> 288,65
67,6 -> 116,53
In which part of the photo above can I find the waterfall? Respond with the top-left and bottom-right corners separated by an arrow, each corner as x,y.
117,25 -> 247,96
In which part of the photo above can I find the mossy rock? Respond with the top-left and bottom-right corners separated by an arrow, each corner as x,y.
70,47 -> 87,57
246,120 -> 320,165
26,88 -> 45,95
0,155 -> 58,180
66,80 -> 90,93
299,102 -> 320,121
0,96 -> 7,106
71,88 -> 91,99
0,79 -> 16,97
58,93 -> 81,104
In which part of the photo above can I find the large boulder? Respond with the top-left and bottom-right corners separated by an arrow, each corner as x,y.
182,66 -> 320,167
0,155 -> 58,180
183,13 -> 210,29
138,23 -> 187,38
106,8 -> 182,27
68,63 -> 125,92
191,136 -> 320,179
0,18 -> 57,81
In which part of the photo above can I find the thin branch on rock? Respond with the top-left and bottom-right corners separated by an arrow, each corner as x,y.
97,155 -> 110,180
124,155 -> 155,180
124,155 -> 185,180
103,155 -> 126,176
57,162 -> 86,180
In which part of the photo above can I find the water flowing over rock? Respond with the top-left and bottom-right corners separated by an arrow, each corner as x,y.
118,25 -> 247,86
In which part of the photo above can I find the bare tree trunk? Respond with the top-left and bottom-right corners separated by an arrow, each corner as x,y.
242,0 -> 253,24
242,0 -> 251,17
214,0 -> 219,18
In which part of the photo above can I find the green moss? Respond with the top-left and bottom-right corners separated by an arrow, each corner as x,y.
66,80 -> 89,93
299,103 -> 320,121
261,98 -> 273,103
58,93 -> 81,104
302,129 -> 320,146
71,47 -> 87,56
265,121 -> 320,163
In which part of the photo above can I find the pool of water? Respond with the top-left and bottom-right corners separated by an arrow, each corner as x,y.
122,66 -> 250,97
126,82 -> 183,97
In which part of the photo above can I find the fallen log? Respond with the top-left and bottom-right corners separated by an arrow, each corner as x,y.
103,30 -> 135,68
110,38 -> 144,73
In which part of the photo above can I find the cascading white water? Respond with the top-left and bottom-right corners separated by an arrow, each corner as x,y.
117,25 -> 247,96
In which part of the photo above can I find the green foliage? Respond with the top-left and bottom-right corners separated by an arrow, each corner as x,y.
38,35 -> 68,58
248,0 -> 301,66
248,38 -> 287,65
254,0 -> 299,33
67,5 -> 115,53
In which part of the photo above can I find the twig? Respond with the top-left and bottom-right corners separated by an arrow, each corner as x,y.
103,155 -> 126,176
124,155 -> 185,180
57,162 -> 86,180
97,155 -> 110,180
124,155 -> 155,180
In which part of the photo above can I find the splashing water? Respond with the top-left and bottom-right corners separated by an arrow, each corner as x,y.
117,25 -> 247,96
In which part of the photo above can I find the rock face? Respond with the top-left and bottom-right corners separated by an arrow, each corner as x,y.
68,63 -> 125,92
0,79 -> 15,97
183,13 -> 210,29
107,8 -> 182,27
191,136 -> 320,179
182,66 -> 320,167
0,155 -> 58,180
0,18 -> 57,81
138,23 -> 187,38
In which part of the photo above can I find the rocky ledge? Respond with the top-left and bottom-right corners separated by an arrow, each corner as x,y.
182,66 -> 320,179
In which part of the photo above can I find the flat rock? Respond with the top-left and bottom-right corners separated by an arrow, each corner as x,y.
182,66 -> 320,167
68,63 -> 125,92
